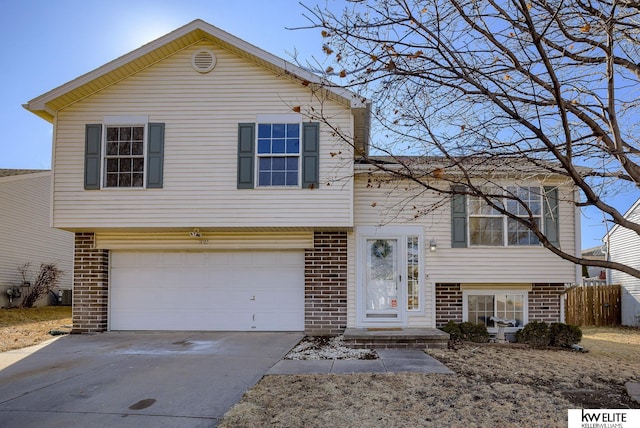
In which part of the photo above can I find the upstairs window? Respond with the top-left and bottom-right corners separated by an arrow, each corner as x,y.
104,126 -> 145,188
84,120 -> 164,190
237,120 -> 318,190
506,186 -> 541,245
257,123 -> 300,186
469,189 -> 503,246
469,186 -> 543,246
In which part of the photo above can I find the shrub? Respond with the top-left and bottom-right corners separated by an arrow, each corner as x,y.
441,321 -> 489,343
549,323 -> 582,347
441,320 -> 462,341
458,321 -> 475,337
517,321 -> 551,347
517,321 -> 583,348
467,323 -> 490,343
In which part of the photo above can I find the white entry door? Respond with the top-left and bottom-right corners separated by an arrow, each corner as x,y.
357,227 -> 424,327
365,238 -> 401,321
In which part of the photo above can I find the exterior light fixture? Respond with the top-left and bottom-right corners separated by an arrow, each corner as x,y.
429,239 -> 437,252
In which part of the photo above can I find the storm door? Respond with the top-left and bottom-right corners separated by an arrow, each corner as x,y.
364,238 -> 402,322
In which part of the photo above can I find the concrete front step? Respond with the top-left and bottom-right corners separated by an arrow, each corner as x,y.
343,327 -> 450,349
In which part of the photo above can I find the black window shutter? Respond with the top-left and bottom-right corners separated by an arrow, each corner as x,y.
451,186 -> 468,248
301,122 -> 319,189
543,186 -> 559,246
237,123 -> 255,189
146,123 -> 165,188
84,124 -> 102,190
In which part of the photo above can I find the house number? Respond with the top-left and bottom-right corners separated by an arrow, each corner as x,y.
198,240 -> 209,245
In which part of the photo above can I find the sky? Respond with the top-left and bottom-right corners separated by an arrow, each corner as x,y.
0,0 -> 636,250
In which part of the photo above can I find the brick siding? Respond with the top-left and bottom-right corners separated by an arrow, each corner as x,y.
529,283 -> 564,323
304,231 -> 348,335
435,283 -> 463,327
72,233 -> 109,333
434,282 -> 563,328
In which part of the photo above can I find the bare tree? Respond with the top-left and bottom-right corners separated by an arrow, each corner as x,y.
297,0 -> 640,278
20,263 -> 63,308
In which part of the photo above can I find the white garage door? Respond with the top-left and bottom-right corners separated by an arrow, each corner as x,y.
110,251 -> 304,331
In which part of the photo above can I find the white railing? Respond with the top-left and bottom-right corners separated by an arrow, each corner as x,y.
582,277 -> 607,287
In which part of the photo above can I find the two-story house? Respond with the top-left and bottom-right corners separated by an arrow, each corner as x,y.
24,20 -> 579,342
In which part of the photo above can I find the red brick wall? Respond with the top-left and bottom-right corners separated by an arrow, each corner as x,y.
435,282 -> 563,328
72,233 -> 109,333
304,231 -> 347,335
529,283 -> 564,323
435,283 -> 463,327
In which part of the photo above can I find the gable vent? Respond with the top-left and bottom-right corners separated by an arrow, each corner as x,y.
191,49 -> 216,73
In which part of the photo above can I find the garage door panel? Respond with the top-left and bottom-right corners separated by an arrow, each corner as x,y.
252,289 -> 303,306
110,251 -> 304,331
111,309 -> 251,331
204,252 -> 231,266
184,252 -> 207,266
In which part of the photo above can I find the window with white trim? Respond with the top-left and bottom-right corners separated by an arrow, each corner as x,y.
257,123 -> 300,186
407,236 -> 420,311
463,290 -> 527,328
506,186 -> 541,245
469,186 -> 542,246
104,125 -> 145,187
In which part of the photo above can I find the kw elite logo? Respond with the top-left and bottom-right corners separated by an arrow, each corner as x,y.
568,409 -> 639,428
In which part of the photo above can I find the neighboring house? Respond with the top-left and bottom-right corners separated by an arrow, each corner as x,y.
0,170 -> 74,307
23,20 -> 579,336
581,245 -> 607,283
605,199 -> 640,327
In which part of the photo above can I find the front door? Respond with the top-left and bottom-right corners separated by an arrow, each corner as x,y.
364,238 -> 402,323
357,227 -> 424,327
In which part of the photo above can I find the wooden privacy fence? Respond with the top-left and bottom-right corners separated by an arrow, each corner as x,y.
565,284 -> 621,326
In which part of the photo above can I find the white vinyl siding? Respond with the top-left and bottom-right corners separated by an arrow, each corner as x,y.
51,41 -> 353,230
0,173 -> 74,307
608,201 -> 640,327
354,175 -> 577,285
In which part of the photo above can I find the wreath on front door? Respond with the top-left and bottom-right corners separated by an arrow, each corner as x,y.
371,239 -> 391,258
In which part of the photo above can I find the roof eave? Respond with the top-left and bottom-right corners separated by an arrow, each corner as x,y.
22,103 -> 54,123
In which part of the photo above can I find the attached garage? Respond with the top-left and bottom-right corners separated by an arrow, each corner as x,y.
109,250 -> 304,331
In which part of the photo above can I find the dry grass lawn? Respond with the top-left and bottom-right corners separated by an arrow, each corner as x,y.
220,326 -> 640,427
0,306 -> 72,352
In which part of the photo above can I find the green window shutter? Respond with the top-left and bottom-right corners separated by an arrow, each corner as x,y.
146,123 -> 165,188
84,124 -> 102,190
237,123 -> 255,189
544,186 -> 559,246
302,122 -> 319,189
451,187 -> 467,248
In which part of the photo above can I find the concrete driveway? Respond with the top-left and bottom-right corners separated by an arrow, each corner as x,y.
0,331 -> 303,427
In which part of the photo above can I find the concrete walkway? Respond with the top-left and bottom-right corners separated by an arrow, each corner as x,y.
267,348 -> 454,375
